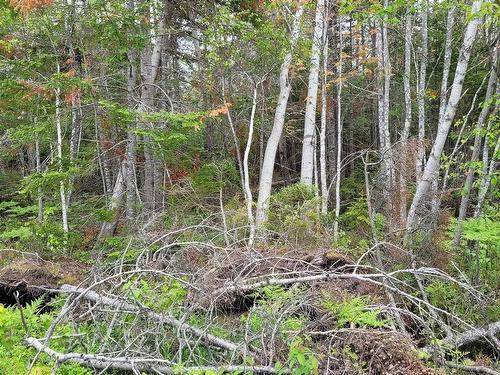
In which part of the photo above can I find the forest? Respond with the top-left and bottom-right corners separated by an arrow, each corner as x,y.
0,0 -> 499,373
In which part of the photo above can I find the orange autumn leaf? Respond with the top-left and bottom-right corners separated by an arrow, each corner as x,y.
9,0 -> 53,16
208,102 -> 233,117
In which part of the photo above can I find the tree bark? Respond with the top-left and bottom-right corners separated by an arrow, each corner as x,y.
333,16 -> 343,242
55,62 -> 69,234
398,10 -> 412,224
406,0 -> 484,233
255,4 -> 304,227
376,0 -> 393,212
415,2 -> 428,184
300,0 -> 325,185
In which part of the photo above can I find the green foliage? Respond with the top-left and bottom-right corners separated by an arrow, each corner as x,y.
448,210 -> 500,288
425,281 -> 481,324
287,337 -> 319,375
192,159 -> 239,194
122,277 -> 187,313
0,300 -> 90,375
267,183 -> 324,247
322,295 -> 388,328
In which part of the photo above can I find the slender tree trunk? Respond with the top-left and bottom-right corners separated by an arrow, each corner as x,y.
453,54 -> 497,249
319,1 -> 329,214
475,134 -> 499,218
406,0 -> 483,234
333,16 -> 343,242
243,85 -> 258,248
376,1 -> 393,211
438,8 -> 457,125
429,7 -> 457,221
300,0 -> 325,185
319,5 -> 329,214
55,64 -> 69,234
399,10 -> 412,224
415,3 -> 428,184
255,5 -> 304,227
35,136 -> 44,223
475,80 -> 499,218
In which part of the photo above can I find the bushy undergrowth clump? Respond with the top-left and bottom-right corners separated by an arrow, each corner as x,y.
266,183 -> 328,248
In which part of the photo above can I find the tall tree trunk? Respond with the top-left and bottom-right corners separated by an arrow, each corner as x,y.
255,4 -> 304,227
300,0 -> 325,185
319,3 -> 329,214
333,16 -> 343,242
453,51 -> 497,249
406,0 -> 484,234
243,85 -> 258,248
429,7 -> 457,222
55,63 -> 69,234
376,1 -> 393,212
415,3 -> 428,184
399,10 -> 412,224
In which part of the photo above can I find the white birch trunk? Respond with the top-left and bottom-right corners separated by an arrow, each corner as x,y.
415,3 -> 428,184
399,10 -> 412,224
243,85 -> 258,248
319,20 -> 329,215
406,0 -> 484,233
255,5 -> 304,227
55,77 -> 69,234
376,1 -> 393,208
300,0 -> 325,185
429,7 -> 457,221
333,17 -> 343,242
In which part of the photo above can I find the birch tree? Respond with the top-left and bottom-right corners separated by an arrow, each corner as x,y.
399,9 -> 412,224
55,62 -> 69,234
300,0 -> 325,185
376,0 -> 393,209
406,0 -> 484,234
319,3 -> 329,214
333,16 -> 343,242
255,4 -> 304,227
429,7 -> 457,222
415,2 -> 428,183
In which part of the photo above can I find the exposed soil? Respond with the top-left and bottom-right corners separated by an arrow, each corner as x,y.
0,250 -> 88,309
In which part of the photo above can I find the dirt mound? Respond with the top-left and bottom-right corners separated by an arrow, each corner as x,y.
0,251 -> 88,307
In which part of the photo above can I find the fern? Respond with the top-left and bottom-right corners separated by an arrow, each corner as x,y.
322,296 -> 388,328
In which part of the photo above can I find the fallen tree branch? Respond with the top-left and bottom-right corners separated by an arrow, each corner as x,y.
424,321 -> 500,355
60,284 -> 253,357
444,360 -> 500,375
452,321 -> 500,348
24,337 -> 281,374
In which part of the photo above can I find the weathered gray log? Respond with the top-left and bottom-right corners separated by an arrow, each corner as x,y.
25,337 -> 280,374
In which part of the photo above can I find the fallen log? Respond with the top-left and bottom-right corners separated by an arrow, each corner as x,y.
25,337 -> 281,374
59,284 -> 255,357
424,321 -> 500,353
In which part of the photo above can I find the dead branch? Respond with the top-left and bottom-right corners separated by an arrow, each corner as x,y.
60,284 -> 254,357
24,337 -> 281,374
444,361 -> 500,375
